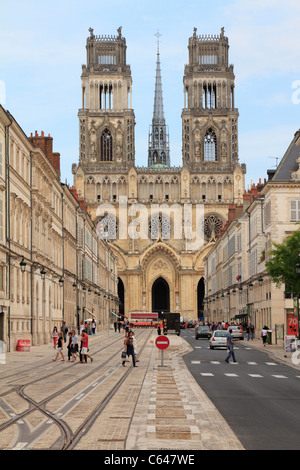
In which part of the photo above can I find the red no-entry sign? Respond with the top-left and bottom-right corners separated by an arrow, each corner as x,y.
155,335 -> 169,350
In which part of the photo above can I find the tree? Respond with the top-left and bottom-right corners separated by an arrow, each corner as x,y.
265,227 -> 300,295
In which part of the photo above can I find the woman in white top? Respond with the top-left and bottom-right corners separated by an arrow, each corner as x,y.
261,327 -> 268,346
52,326 -> 58,348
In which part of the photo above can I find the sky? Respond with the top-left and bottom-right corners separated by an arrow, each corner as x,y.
0,0 -> 299,189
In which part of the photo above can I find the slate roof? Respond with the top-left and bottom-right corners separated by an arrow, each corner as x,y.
272,130 -> 300,182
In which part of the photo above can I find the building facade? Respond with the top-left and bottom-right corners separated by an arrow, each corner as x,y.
72,27 -> 246,321
0,106 -> 118,351
204,129 -> 300,336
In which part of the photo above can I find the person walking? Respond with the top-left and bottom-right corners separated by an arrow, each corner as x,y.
246,323 -> 253,341
71,330 -> 79,362
92,320 -> 96,335
261,326 -> 268,347
80,330 -> 93,363
67,331 -> 72,361
225,328 -> 238,363
132,331 -> 139,363
61,322 -> 68,342
52,326 -> 58,349
122,331 -> 136,367
53,332 -> 65,361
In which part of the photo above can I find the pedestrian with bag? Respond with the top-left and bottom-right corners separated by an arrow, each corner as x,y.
122,330 -> 136,367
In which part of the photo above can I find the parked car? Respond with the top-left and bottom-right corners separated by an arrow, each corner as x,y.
195,326 -> 211,340
227,325 -> 244,340
209,330 -> 228,349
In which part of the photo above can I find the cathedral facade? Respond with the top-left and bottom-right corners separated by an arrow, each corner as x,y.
72,27 -> 246,321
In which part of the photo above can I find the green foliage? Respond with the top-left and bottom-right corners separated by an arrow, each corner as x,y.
265,228 -> 300,294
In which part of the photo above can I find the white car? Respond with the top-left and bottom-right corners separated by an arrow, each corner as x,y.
227,326 -> 244,340
209,330 -> 228,349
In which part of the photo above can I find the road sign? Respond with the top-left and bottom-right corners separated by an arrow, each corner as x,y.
155,335 -> 169,350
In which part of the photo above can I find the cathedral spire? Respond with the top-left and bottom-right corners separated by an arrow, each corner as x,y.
148,31 -> 170,167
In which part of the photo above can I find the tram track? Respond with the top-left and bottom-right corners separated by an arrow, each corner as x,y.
0,331 -> 129,387
0,328 -> 153,450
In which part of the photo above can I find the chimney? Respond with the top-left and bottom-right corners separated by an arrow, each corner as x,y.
28,131 -> 60,177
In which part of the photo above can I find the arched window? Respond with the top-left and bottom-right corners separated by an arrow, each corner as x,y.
100,128 -> 113,161
204,128 -> 217,161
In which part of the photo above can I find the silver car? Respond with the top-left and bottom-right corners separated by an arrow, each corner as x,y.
227,326 -> 244,340
209,330 -> 228,349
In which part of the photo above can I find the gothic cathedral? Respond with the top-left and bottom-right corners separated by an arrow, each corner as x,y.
72,27 -> 246,321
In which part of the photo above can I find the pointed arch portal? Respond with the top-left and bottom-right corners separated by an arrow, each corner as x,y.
152,277 -> 170,314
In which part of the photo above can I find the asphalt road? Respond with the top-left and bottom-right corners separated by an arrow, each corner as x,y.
182,327 -> 300,450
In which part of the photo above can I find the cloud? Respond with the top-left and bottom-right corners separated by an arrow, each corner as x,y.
220,1 -> 300,82
239,123 -> 298,186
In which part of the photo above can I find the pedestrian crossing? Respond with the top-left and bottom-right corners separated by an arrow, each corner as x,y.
190,359 -> 300,380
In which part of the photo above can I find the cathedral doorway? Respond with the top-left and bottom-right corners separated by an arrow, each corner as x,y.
197,277 -> 205,320
118,277 -> 125,318
152,277 -> 170,314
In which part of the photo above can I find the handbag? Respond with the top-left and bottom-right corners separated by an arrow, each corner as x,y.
121,351 -> 127,359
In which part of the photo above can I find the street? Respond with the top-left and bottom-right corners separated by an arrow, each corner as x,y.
182,327 -> 300,450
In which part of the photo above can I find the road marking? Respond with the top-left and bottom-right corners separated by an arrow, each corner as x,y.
247,362 -> 257,365
210,361 -> 221,364
200,373 -> 214,376
248,374 -> 263,378
266,362 -> 277,366
191,360 -> 201,364
272,375 -> 287,379
225,373 -> 238,377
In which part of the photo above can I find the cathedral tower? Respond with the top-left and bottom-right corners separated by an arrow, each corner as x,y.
148,32 -> 170,167
182,27 -> 240,172
78,27 -> 135,169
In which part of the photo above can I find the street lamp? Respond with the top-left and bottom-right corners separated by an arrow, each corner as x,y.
58,277 -> 64,287
40,267 -> 46,280
20,257 -> 26,273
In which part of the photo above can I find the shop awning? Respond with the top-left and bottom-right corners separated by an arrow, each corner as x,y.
110,309 -> 119,318
231,313 -> 250,320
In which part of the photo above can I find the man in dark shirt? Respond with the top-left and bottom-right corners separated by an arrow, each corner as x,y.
225,329 -> 237,363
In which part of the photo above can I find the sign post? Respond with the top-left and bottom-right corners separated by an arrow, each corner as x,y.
155,335 -> 170,367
